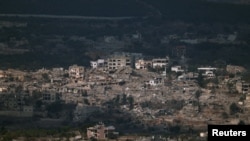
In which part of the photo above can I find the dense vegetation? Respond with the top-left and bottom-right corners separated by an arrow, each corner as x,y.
0,0 -> 149,17
0,126 -> 84,141
143,0 -> 250,23
0,0 -> 250,70
0,0 -> 249,23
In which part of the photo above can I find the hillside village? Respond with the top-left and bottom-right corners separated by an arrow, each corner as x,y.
0,51 -> 250,141
1,0 -> 250,140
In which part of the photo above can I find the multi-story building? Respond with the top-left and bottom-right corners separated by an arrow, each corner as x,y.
42,92 -> 60,103
68,64 -> 85,79
87,122 -> 118,140
197,67 -> 217,78
226,65 -> 246,74
135,59 -> 152,70
107,55 -> 132,70
106,52 -> 143,70
171,66 -> 184,73
236,81 -> 250,94
90,59 -> 105,69
152,56 -> 170,69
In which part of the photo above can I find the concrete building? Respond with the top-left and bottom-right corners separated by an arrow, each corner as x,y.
107,55 -> 132,70
106,52 -> 144,70
145,77 -> 164,86
42,92 -> 59,103
236,81 -> 250,94
0,86 -> 8,93
152,56 -> 169,69
87,122 -> 117,140
0,70 -> 7,78
198,67 -> 217,78
202,71 -> 215,78
90,59 -> 105,69
135,59 -> 152,70
68,64 -> 85,79
245,93 -> 250,109
171,66 -> 184,73
226,65 -> 246,74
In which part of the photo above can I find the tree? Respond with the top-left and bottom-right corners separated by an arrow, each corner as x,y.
197,72 -> 204,87
221,112 -> 228,119
238,120 -> 245,125
82,90 -> 88,97
35,100 -> 43,110
15,85 -> 23,93
46,101 -> 63,118
127,96 -> 134,110
0,126 -> 7,135
114,95 -> 120,105
122,94 -> 127,105
195,90 -> 201,99
84,99 -> 90,105
90,137 -> 97,141
230,103 -> 241,115
42,73 -> 50,82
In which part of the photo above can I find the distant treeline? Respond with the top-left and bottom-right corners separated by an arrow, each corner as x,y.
0,52 -> 91,70
188,43 -> 250,68
0,0 -> 250,23
143,0 -> 250,23
0,0 -> 149,17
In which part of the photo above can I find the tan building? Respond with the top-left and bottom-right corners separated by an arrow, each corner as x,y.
107,56 -> 131,70
236,81 -> 250,94
226,65 -> 246,74
68,64 -> 85,79
87,123 -> 118,140
0,70 -> 7,78
135,59 -> 152,70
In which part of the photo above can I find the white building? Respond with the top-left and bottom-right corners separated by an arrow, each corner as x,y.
197,67 -> 217,71
90,59 -> 105,69
171,66 -> 184,73
146,77 -> 163,86
197,67 -> 216,78
202,71 -> 215,78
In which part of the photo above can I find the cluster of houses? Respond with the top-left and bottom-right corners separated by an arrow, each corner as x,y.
90,52 -> 170,71
1,52 -> 250,140
87,122 -> 118,140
